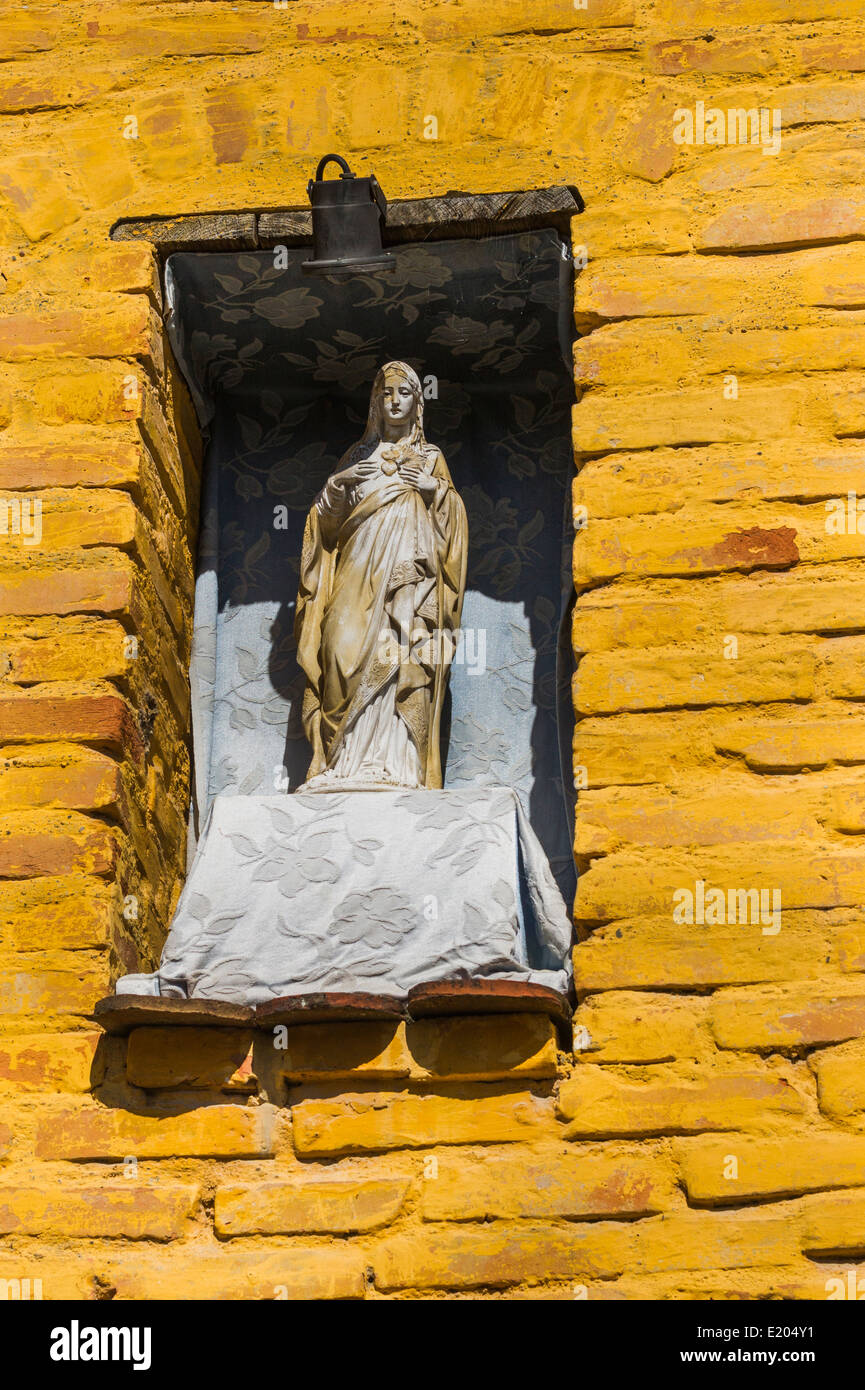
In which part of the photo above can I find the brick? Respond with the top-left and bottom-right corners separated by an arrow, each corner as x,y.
576,775 -> 855,855
0,437 -> 140,492
205,83 -> 260,165
288,0 -> 408,42
34,1103 -> 274,1161
0,559 -> 133,620
1,246 -> 158,299
0,687 -> 142,759
574,913 -> 865,991
574,992 -> 706,1063
406,1014 -> 558,1080
649,35 -> 776,76
769,80 -> 865,128
134,90 -> 211,181
419,0 -> 635,40
715,716 -> 865,774
811,1040 -> 865,1119
104,1248 -> 365,1300
676,1134 -> 865,1204
0,810 -> 118,878
551,68 -> 636,160
0,743 -> 121,813
654,0 -> 863,22
601,1265 -> 825,1300
802,37 -> 865,73
415,58 -> 486,143
6,371 -> 190,517
0,1257 -> 95,1301
420,1149 -> 674,1221
618,87 -> 676,183
571,200 -> 691,256
344,66 -> 411,149
0,618 -> 133,684
573,709 -> 717,788
0,961 -> 109,1018
830,383 -> 865,435
630,1210 -> 799,1274
698,196 -> 865,254
0,299 -> 161,371
0,1032 -> 102,1094
63,114 -> 135,209
710,980 -> 865,1051
0,488 -> 138,554
374,1221 -> 631,1291
576,322 -> 865,390
0,154 -> 80,241
574,640 -> 813,716
0,16 -> 57,59
573,387 -> 805,454
275,67 -> 337,157
0,1183 -> 199,1239
0,66 -> 122,116
783,1263 -> 865,1300
574,443 -> 865,520
823,636 -> 865,699
574,246 -> 865,326
488,55 -> 551,148
800,1189 -> 865,1256
215,1176 -> 409,1236
82,14 -> 271,58
292,1092 -> 555,1156
275,1015 -> 556,1083
574,256 -> 735,325
574,569 -> 865,652
800,244 -> 865,310
0,875 -> 121,952
556,1064 -> 804,1137
575,846 -> 865,924
277,1021 -> 411,1081
127,1028 -> 256,1091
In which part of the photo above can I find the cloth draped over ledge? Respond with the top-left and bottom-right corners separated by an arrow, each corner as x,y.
117,788 -> 573,1005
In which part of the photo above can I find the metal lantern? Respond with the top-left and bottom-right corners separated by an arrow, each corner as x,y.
301,154 -> 396,276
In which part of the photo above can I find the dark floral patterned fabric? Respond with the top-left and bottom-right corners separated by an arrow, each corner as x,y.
166,229 -> 576,901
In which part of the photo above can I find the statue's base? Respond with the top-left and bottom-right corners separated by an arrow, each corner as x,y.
93,979 -> 571,1036
114,787 -> 572,1006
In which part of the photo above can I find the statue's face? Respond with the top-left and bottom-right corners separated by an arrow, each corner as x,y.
381,374 -> 416,428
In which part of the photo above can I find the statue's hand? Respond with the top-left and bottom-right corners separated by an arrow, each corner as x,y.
333,460 -> 377,488
399,466 -> 437,499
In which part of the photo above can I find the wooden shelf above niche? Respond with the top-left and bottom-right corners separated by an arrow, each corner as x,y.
109,185 -> 585,255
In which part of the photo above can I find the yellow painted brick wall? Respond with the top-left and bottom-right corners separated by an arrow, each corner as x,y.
2,0 -> 865,1300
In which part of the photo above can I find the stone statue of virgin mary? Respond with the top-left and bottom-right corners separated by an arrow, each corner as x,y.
295,361 -> 468,790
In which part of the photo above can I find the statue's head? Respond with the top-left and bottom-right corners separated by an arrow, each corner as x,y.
381,365 -> 417,429
368,360 -> 424,443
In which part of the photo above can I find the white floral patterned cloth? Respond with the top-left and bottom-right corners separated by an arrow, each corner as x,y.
117,787 -> 572,1003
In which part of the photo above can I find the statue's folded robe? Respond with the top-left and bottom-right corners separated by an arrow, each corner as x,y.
117,787 -> 573,1004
